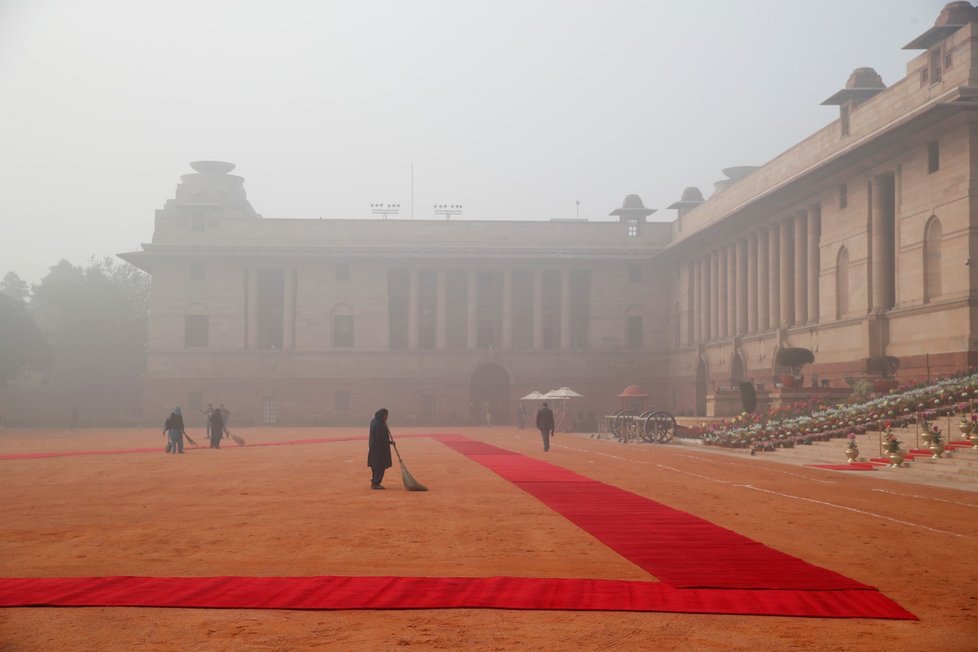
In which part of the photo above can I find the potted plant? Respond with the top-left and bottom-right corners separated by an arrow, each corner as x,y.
867,356 -> 900,393
928,423 -> 945,459
776,348 -> 815,389
882,429 -> 905,467
844,432 -> 859,464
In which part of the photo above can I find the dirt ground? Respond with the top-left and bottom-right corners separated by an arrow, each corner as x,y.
1,425 -> 976,651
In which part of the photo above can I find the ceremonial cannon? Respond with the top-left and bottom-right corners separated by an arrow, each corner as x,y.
605,409 -> 677,444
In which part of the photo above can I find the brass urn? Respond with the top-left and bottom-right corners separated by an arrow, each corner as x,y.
845,445 -> 859,464
887,450 -> 906,467
929,442 -> 945,459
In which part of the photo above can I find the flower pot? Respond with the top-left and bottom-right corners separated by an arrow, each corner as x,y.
970,432 -> 978,450
929,442 -> 945,459
921,431 -> 934,446
845,446 -> 859,463
887,451 -> 905,467
960,422 -> 973,437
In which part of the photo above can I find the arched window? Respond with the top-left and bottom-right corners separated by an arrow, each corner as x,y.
835,247 -> 849,319
924,216 -> 943,302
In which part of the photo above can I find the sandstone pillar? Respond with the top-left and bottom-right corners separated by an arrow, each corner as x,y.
699,257 -> 709,342
533,269 -> 543,349
747,233 -> 758,333
807,206 -> 821,322
467,270 -> 477,349
871,174 -> 895,311
560,268 -> 571,350
780,219 -> 795,327
794,212 -> 808,325
768,224 -> 781,329
718,249 -> 728,339
738,238 -> 748,335
502,269 -> 513,349
436,269 -> 447,349
726,243 -> 736,338
711,251 -> 720,341
408,268 -> 419,349
758,229 -> 770,331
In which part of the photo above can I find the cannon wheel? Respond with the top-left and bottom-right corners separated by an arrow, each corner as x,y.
611,410 -> 634,441
638,410 -> 658,443
649,411 -> 676,443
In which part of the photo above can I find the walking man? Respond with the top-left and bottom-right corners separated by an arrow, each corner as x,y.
368,408 -> 394,490
202,403 -> 214,442
536,401 -> 555,452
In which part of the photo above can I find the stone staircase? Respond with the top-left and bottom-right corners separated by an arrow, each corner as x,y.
746,425 -> 978,489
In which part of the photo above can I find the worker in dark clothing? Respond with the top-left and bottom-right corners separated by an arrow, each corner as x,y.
164,407 -> 186,454
367,408 -> 394,490
208,408 -> 228,449
536,402 -> 555,452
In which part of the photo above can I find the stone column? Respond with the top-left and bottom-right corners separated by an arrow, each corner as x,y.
807,206 -> 820,322
871,174 -> 895,311
533,269 -> 543,349
502,269 -> 513,349
408,268 -> 419,349
726,243 -> 737,337
687,261 -> 696,345
436,269 -> 447,349
283,268 -> 296,350
699,257 -> 710,343
718,249 -> 728,339
560,269 -> 571,349
738,239 -> 748,335
466,270 -> 477,349
768,224 -> 781,329
246,268 -> 258,349
758,229 -> 770,331
779,219 -> 794,327
747,233 -> 758,333
710,251 -> 720,341
794,212 -> 808,325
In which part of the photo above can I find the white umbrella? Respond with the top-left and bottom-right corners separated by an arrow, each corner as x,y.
543,388 -> 583,432
521,390 -> 546,401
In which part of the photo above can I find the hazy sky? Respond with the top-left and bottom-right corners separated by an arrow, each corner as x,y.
0,0 -> 946,282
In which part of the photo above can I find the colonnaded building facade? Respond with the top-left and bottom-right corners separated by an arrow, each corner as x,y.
122,3 -> 978,425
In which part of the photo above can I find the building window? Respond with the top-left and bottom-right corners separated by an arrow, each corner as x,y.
944,49 -> 953,70
628,264 -> 641,283
924,217 -> 943,302
333,314 -> 354,347
927,141 -> 940,174
838,183 -> 848,209
190,211 -> 207,232
919,67 -> 929,87
626,315 -> 643,349
261,397 -> 278,425
840,103 -> 850,138
626,218 -> 639,237
929,48 -> 942,84
335,390 -> 350,418
184,315 -> 209,348
189,261 -> 204,280
336,263 -> 350,281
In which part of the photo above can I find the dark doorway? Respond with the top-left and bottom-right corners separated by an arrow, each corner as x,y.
731,352 -> 745,385
470,363 -> 511,425
695,358 -> 708,416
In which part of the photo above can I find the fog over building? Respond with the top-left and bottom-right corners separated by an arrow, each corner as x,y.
121,2 -> 978,424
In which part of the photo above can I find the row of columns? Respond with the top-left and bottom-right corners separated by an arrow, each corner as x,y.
405,267 -> 576,351
689,207 -> 821,344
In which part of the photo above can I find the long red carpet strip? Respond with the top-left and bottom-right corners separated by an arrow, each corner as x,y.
0,434 -> 915,618
435,437 -> 870,591
806,464 -> 878,471
0,575 -> 913,619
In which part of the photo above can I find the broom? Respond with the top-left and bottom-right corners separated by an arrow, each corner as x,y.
183,432 -> 199,447
226,430 -> 246,446
389,434 -> 427,491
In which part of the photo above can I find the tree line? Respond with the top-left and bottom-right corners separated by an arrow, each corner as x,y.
0,258 -> 149,426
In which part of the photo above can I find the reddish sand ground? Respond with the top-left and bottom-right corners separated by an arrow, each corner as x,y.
1,426 -> 976,651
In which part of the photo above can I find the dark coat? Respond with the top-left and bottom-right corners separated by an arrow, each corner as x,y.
536,407 -> 555,431
367,412 -> 393,470
209,410 -> 226,438
164,413 -> 185,432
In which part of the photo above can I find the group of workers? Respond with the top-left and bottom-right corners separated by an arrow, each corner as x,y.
162,403 -> 230,453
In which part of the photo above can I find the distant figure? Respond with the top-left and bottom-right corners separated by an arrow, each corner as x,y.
485,402 -> 492,428
219,403 -> 231,432
536,402 -> 555,452
208,408 -> 228,449
164,407 -> 186,454
367,408 -> 394,490
202,403 -> 214,441
518,403 -> 527,430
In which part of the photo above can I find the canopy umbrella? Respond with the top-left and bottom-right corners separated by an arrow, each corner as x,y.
542,388 -> 583,432
520,390 -> 546,401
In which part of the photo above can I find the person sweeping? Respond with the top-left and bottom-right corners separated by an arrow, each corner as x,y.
367,408 -> 394,490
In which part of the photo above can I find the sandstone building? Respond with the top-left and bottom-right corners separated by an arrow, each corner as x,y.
121,2 -> 978,424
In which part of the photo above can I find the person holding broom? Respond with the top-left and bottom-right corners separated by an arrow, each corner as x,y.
208,405 -> 229,449
367,408 -> 394,490
163,407 -> 187,454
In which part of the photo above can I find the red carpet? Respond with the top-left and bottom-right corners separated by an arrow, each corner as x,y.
806,464 -> 878,471
0,575 -> 914,619
0,434 -> 915,619
437,437 -> 870,591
